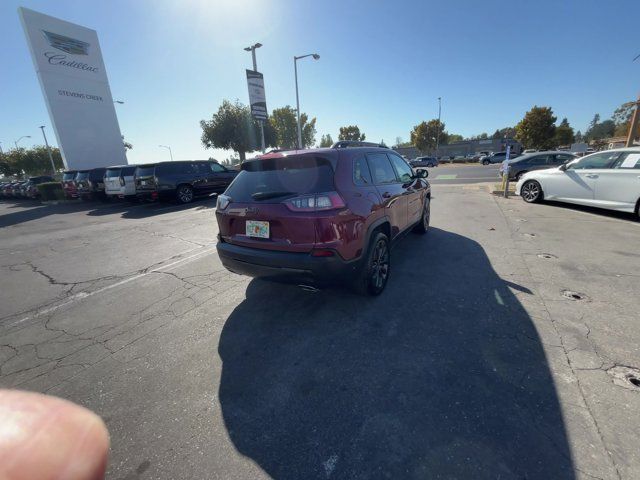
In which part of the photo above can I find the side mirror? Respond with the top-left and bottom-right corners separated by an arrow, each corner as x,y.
414,169 -> 428,179
559,163 -> 567,171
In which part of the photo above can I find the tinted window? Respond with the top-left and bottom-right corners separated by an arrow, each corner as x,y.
121,166 -> 136,176
387,153 -> 413,183
555,154 -> 575,164
613,152 -> 640,169
226,156 -> 335,202
353,155 -> 372,185
62,172 -> 76,181
105,168 -> 121,178
76,172 -> 89,180
568,152 -> 620,170
367,153 -> 397,184
210,162 -> 226,173
136,166 -> 156,177
528,155 -> 550,166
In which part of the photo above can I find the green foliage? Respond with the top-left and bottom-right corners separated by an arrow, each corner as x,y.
515,106 -> 557,150
410,119 -> 446,153
574,130 -> 584,143
0,146 -> 64,177
37,182 -> 65,201
554,117 -> 575,146
338,125 -> 365,141
612,102 -> 635,137
200,99 -> 270,162
491,129 -> 501,139
446,134 -> 463,143
319,134 -> 334,148
270,106 -> 317,149
585,117 -> 615,141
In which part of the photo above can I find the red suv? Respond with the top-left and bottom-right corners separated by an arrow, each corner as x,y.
215,144 -> 431,295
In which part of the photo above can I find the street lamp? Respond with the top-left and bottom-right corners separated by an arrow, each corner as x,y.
294,53 -> 320,149
114,100 -> 125,104
39,126 -> 57,175
243,42 -> 265,153
14,135 -> 31,149
159,145 -> 174,161
435,97 -> 442,156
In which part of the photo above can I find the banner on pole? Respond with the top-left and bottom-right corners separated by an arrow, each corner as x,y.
246,70 -> 268,121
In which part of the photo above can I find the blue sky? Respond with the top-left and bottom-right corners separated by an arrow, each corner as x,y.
1,0 -> 639,163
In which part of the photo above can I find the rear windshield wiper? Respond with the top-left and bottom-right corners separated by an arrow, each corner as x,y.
251,191 -> 296,201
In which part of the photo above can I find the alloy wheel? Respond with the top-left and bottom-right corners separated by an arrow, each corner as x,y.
370,239 -> 389,290
522,181 -> 540,203
178,186 -> 193,203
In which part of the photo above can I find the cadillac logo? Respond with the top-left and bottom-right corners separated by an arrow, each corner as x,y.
42,30 -> 89,55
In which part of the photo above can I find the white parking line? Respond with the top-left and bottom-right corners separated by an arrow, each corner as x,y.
8,247 -> 215,328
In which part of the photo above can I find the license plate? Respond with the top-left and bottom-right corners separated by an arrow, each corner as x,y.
246,220 -> 269,238
141,180 -> 147,186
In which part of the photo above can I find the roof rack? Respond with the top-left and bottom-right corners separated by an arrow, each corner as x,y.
331,141 -> 388,149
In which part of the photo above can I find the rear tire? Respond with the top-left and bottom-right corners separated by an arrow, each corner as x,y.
413,197 -> 430,234
482,160 -> 490,165
521,180 -> 543,203
354,232 -> 390,296
176,185 -> 194,204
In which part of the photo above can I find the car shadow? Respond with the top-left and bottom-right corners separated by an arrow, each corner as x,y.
0,199 -> 103,228
218,227 -> 576,479
544,200 -> 638,222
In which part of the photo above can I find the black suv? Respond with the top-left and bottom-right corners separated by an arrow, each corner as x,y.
24,176 -> 55,199
76,168 -> 107,200
135,160 -> 237,203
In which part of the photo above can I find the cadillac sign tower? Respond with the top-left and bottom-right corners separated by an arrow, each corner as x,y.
18,7 -> 127,169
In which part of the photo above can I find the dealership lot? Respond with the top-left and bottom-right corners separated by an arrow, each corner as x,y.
1,187 -> 639,479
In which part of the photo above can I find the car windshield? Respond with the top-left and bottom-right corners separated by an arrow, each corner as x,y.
226,156 -> 335,202
62,172 -> 76,181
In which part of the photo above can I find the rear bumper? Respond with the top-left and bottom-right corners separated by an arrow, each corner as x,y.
216,241 -> 362,288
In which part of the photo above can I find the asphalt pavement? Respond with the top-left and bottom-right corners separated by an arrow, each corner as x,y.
421,162 -> 501,184
1,189 -> 639,479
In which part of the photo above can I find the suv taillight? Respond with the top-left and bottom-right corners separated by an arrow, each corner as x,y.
284,192 -> 345,212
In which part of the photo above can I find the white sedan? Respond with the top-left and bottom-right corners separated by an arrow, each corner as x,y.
515,148 -> 640,219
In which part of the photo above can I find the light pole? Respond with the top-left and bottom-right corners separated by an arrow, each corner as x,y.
159,145 -> 173,161
435,97 -> 442,156
39,126 -> 57,175
14,135 -> 31,149
244,43 -> 265,153
114,100 -> 124,104
294,53 -> 320,149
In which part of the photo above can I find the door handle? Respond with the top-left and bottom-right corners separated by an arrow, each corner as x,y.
585,174 -> 599,178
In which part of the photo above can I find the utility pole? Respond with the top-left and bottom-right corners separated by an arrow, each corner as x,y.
39,126 -> 57,176
244,43 -> 265,153
435,97 -> 442,156
626,95 -> 640,147
294,53 -> 320,150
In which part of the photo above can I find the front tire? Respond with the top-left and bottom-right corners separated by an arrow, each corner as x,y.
482,160 -> 490,165
176,185 -> 194,204
354,232 -> 390,296
521,180 -> 543,203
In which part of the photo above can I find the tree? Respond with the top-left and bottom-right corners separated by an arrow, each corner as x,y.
338,125 -> 365,141
319,133 -> 334,148
585,119 -> 615,141
269,106 -> 317,149
553,118 -> 574,146
575,130 -> 584,143
515,106 -> 557,150
446,134 -> 463,143
200,100 -> 269,162
1,146 -> 64,176
395,136 -> 403,147
589,113 -> 600,132
410,119 -> 446,153
491,129 -> 501,139
612,102 -> 635,137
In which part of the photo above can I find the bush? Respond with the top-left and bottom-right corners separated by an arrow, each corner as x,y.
37,182 -> 65,201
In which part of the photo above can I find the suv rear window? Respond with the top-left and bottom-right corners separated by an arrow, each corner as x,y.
226,156 -> 335,202
105,168 -> 121,178
63,172 -> 76,181
136,166 -> 156,177
76,172 -> 89,180
121,166 -> 136,176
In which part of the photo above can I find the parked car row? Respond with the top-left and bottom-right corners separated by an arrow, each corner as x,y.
0,176 -> 55,199
516,147 -> 640,219
59,160 -> 238,203
502,151 -> 577,181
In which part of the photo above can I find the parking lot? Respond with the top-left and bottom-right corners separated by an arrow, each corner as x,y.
1,185 -> 639,479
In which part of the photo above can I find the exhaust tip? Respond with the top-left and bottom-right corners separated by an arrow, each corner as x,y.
298,284 -> 320,293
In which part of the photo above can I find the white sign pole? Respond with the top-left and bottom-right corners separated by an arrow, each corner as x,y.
19,7 -> 126,170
